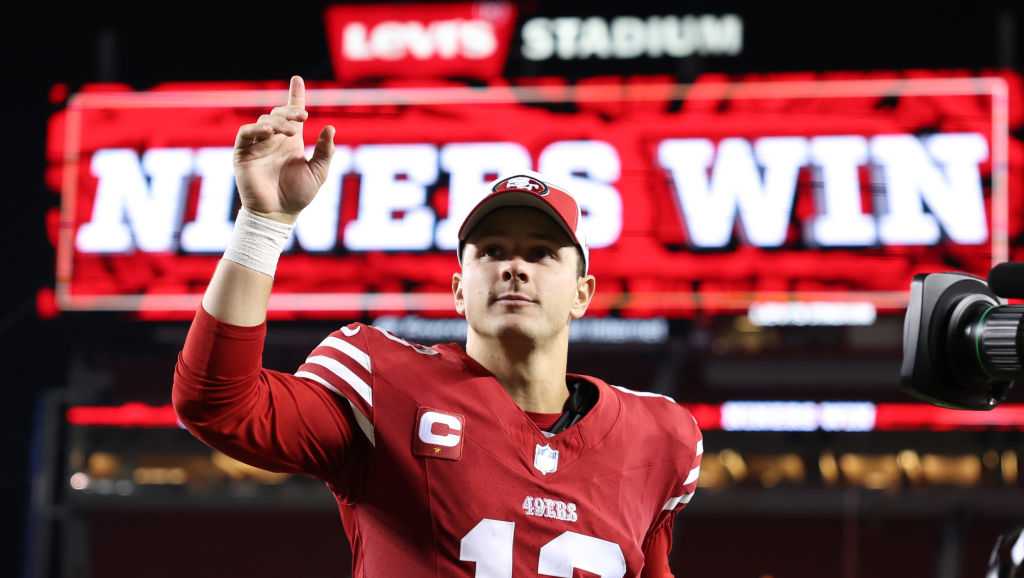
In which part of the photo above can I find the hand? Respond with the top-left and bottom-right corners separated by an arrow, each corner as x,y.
233,75 -> 336,224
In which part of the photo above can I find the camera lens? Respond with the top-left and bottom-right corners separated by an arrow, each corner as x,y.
976,306 -> 1024,377
901,272 -> 1017,410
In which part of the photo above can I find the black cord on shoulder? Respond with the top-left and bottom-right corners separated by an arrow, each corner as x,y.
547,380 -> 599,435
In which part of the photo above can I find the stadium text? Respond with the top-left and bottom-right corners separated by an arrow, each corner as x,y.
521,14 -> 743,61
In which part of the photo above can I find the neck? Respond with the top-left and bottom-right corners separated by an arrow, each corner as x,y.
465,327 -> 570,414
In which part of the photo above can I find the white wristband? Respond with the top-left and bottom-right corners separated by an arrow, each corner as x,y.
222,207 -> 294,277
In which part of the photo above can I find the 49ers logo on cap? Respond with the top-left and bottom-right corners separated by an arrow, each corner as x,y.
495,175 -> 548,196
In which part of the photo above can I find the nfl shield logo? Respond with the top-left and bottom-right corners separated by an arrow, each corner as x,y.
534,443 -> 559,475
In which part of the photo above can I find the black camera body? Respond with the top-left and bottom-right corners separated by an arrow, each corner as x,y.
901,264 -> 1024,410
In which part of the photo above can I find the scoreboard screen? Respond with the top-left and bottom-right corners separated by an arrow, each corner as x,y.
46,71 -> 1020,320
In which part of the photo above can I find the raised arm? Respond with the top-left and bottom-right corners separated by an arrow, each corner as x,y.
203,75 -> 335,326
172,77 -> 365,493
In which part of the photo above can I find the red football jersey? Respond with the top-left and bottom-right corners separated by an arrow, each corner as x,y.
174,309 -> 703,578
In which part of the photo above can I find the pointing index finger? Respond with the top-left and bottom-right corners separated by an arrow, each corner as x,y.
287,75 -> 305,109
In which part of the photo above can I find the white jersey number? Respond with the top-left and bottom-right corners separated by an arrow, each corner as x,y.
460,518 -> 626,578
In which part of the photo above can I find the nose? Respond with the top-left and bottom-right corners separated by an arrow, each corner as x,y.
500,258 -> 530,284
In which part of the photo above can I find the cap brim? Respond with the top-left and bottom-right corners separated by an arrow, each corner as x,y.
458,191 -> 580,248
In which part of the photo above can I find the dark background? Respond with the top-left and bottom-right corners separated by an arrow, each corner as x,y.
5,2 -> 1023,576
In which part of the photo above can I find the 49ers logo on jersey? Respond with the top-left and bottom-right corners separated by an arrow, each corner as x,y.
523,495 -> 578,522
412,407 -> 465,461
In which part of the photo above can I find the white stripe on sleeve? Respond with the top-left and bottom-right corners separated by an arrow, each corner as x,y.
319,336 -> 372,372
662,492 -> 695,510
611,384 -> 676,403
304,355 -> 373,407
295,370 -> 375,446
1012,529 -> 1024,565
684,465 -> 701,486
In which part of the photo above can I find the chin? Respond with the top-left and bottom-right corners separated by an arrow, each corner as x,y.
495,322 -> 536,340
482,314 -> 543,343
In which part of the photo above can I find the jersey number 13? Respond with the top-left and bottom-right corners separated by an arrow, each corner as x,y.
460,518 -> 627,577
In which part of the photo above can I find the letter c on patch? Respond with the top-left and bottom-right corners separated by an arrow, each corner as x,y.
418,411 -> 462,447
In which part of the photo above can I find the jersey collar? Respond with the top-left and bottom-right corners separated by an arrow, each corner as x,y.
442,343 -> 623,461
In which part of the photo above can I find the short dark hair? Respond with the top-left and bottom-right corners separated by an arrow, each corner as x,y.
572,248 -> 586,278
459,242 -> 586,278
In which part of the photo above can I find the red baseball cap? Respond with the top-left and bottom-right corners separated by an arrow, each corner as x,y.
457,172 -> 589,274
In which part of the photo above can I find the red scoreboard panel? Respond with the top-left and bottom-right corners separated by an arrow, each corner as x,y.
46,71 -> 1022,320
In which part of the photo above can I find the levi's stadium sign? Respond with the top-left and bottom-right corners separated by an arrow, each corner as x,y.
322,3 -> 742,81
324,2 -> 518,82
46,72 -> 1020,319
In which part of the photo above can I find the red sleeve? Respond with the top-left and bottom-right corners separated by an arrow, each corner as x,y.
642,412 -> 704,577
640,512 -> 676,578
172,306 -> 367,499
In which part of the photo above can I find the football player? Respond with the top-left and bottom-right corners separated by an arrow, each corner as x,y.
173,76 -> 703,577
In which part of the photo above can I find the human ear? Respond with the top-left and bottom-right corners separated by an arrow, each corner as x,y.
452,272 -> 466,317
570,274 -> 596,320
